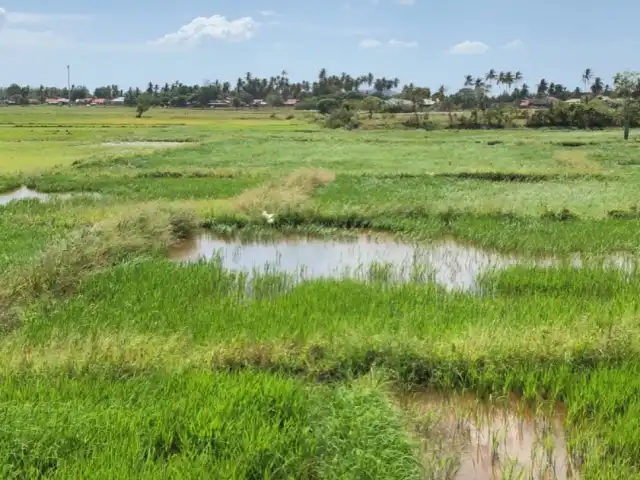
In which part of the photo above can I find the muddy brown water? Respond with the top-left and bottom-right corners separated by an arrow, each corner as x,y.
169,233 -> 636,292
403,391 -> 578,479
0,186 -> 100,206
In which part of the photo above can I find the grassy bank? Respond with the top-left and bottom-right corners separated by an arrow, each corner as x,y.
2,107 -> 640,478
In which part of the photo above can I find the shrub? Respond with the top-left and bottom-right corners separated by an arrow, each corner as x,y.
294,99 -> 318,110
401,114 -> 435,130
526,101 -> 636,129
324,107 -> 360,130
317,98 -> 340,115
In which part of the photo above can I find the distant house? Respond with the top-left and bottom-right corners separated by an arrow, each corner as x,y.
110,97 -> 125,105
45,98 -> 69,105
385,98 -> 412,108
283,99 -> 298,107
28,98 -> 41,105
91,98 -> 106,105
251,99 -> 268,107
519,97 -> 560,109
209,100 -> 230,108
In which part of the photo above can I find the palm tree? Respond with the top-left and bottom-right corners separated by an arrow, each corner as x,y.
503,71 -> 514,94
498,72 -> 505,93
514,71 -> 523,89
582,68 -> 593,93
537,79 -> 548,97
485,69 -> 497,88
464,75 -> 474,87
591,77 -> 604,96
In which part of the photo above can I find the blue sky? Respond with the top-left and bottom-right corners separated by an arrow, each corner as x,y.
0,0 -> 638,92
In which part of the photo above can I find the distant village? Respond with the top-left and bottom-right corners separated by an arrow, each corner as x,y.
0,96 -> 302,108
1,94 -> 622,111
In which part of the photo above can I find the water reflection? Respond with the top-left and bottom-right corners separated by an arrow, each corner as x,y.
0,186 -> 100,206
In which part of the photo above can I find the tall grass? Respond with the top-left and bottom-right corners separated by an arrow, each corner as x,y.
0,205 -> 197,331
0,370 -> 422,479
2,258 -> 639,476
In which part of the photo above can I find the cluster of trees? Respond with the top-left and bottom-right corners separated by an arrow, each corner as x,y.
0,69 -> 403,108
0,67 -> 622,109
2,67 -> 639,136
457,68 -> 611,103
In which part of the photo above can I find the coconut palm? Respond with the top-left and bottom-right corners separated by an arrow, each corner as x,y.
464,75 -> 474,87
497,72 -> 505,93
537,79 -> 548,96
514,71 -> 523,89
485,69 -> 497,89
582,68 -> 593,93
591,77 -> 604,96
366,73 -> 374,87
503,71 -> 514,93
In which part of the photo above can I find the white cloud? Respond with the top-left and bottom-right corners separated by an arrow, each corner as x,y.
359,38 -> 417,49
359,38 -> 382,48
503,39 -> 523,50
150,15 -> 258,45
395,0 -> 415,4
0,7 -> 79,48
258,10 -> 280,17
0,7 -> 91,26
448,40 -> 489,54
388,39 -> 418,48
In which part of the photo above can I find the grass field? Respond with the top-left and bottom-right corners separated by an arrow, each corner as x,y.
2,105 -> 640,478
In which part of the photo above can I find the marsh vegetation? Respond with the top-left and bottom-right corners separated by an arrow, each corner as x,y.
1,106 -> 640,478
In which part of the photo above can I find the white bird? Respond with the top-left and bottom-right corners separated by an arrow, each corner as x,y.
261,210 -> 275,224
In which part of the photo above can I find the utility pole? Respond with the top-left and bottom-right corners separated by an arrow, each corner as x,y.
66,64 -> 71,106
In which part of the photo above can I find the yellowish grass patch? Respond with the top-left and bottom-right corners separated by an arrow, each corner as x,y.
232,168 -> 335,214
553,150 -> 603,171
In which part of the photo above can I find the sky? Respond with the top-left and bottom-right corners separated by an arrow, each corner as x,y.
0,0 -> 639,92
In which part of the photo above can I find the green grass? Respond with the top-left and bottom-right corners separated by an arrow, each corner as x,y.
0,370 -> 422,479
2,106 -> 640,478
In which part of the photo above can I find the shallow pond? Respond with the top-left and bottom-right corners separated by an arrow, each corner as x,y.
169,233 -> 636,291
402,391 -> 578,479
0,186 -> 100,206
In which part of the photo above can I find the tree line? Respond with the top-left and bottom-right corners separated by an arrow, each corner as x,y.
0,67 -> 632,109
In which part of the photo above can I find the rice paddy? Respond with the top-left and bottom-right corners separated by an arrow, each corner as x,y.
2,106 -> 640,478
